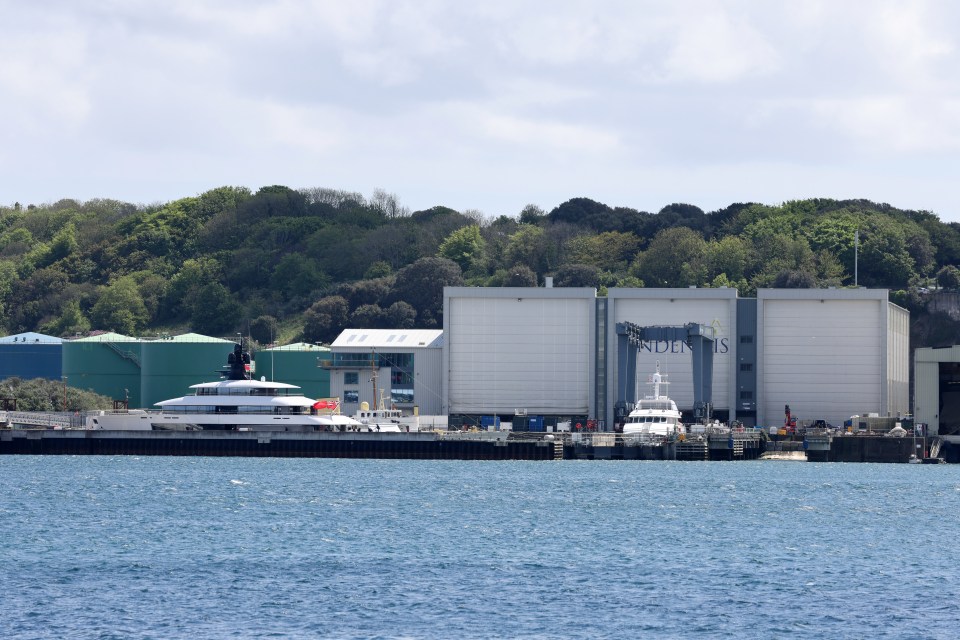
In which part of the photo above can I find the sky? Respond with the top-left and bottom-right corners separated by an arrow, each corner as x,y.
2,0 -> 960,222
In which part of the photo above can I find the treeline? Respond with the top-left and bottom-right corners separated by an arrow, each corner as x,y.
1,187 -> 959,345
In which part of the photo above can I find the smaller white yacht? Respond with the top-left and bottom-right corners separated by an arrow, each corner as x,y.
622,362 -> 684,441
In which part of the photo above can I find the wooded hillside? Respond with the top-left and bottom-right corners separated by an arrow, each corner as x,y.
2,187 -> 958,347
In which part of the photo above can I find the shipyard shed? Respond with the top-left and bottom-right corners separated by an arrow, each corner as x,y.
324,329 -> 443,416
0,332 -> 63,381
604,288 -> 738,429
140,334 -> 235,407
756,288 -> 909,428
62,333 -> 143,407
914,345 -> 960,437
443,287 -> 595,424
439,285 -> 905,432
256,343 -> 332,400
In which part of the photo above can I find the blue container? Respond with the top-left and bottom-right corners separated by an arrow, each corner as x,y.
528,416 -> 544,432
480,415 -> 501,430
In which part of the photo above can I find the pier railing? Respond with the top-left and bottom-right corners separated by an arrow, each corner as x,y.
1,411 -> 77,429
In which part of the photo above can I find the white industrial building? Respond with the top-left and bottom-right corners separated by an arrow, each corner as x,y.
914,345 -> 960,437
442,286 -> 908,430
443,287 -> 596,424
326,328 -> 443,416
756,288 -> 909,428
605,288 -> 738,427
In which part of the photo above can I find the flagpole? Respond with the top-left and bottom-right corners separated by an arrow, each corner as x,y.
854,228 -> 859,287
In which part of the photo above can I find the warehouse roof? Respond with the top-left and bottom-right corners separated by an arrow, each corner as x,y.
331,329 -> 443,349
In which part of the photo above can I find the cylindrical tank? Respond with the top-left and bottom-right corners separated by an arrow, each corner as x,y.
257,343 -> 331,399
140,334 -> 236,408
0,332 -> 63,381
62,333 -> 143,407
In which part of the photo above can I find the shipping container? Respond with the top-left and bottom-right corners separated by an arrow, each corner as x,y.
480,415 -> 501,430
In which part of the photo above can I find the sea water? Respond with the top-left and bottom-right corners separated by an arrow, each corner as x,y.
0,457 -> 958,639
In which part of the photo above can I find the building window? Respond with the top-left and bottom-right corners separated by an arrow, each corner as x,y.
391,388 -> 414,404
739,390 -> 753,400
739,335 -> 754,344
344,372 -> 359,385
739,363 -> 753,372
344,390 -> 359,403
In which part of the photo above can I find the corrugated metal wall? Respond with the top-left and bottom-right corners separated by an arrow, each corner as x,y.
414,348 -> 442,415
887,303 -> 910,418
445,288 -> 594,415
759,293 -> 884,427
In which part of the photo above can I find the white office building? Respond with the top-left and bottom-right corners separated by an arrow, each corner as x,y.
326,328 -> 443,416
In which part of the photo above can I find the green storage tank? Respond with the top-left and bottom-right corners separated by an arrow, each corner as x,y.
256,343 -> 331,400
140,333 -> 236,408
62,333 -> 143,408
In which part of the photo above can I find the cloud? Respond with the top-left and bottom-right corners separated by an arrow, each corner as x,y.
810,97 -> 960,153
3,1 -> 960,221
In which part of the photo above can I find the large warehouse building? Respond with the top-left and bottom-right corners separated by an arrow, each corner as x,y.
443,288 -> 595,427
914,345 -> 960,437
443,286 -> 908,430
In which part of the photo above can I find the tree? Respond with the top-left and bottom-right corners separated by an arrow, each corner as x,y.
553,264 -> 601,288
302,296 -> 350,343
565,231 -> 640,272
858,217 -> 917,288
164,258 -> 224,320
390,257 -> 463,328
936,265 -> 960,290
632,227 -> 707,287
505,224 -> 550,276
704,236 -> 749,284
364,261 -> 392,279
187,282 -> 242,336
250,315 -> 279,344
38,222 -> 78,267
41,299 -> 90,337
773,269 -> 816,288
438,225 -> 486,273
350,304 -> 385,328
503,264 -> 537,287
337,277 -> 393,309
369,188 -> 409,219
2,376 -> 114,411
270,254 -> 329,299
383,301 -> 416,328
519,204 -> 546,225
90,276 -> 149,334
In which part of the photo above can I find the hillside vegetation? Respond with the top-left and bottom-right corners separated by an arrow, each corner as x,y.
2,187 -> 959,347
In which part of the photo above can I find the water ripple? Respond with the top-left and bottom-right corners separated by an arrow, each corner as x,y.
0,458 -> 957,638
